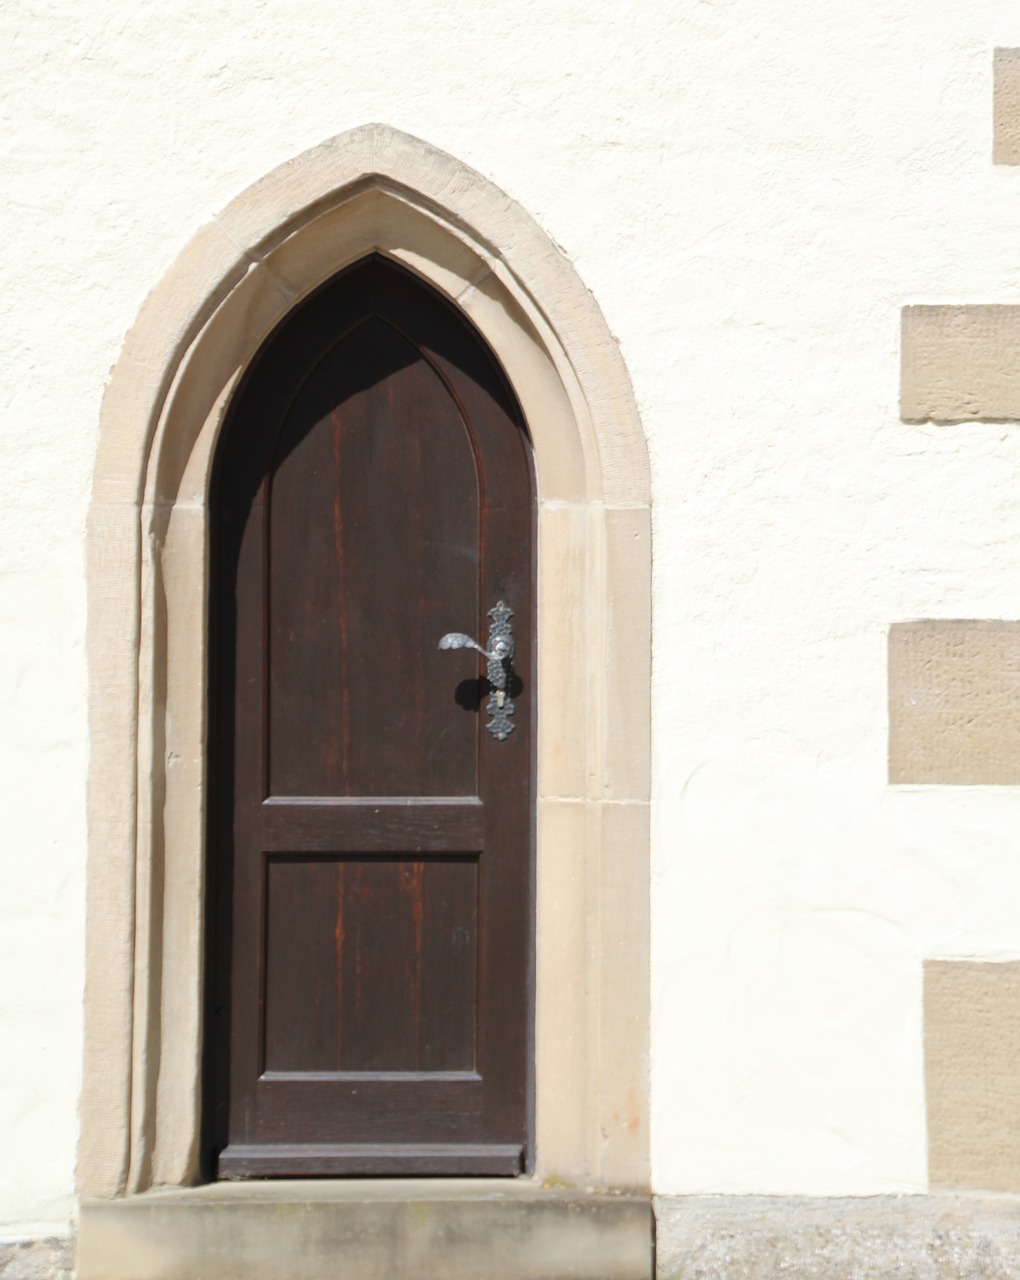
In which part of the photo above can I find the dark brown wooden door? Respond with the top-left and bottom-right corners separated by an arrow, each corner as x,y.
206,255 -> 534,1178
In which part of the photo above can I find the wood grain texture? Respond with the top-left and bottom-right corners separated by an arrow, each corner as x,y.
260,798 -> 484,852
217,1143 -> 523,1177
263,856 -> 479,1073
207,255 -> 535,1177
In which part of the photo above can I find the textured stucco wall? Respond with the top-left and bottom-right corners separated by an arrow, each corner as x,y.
5,0 -> 1020,1236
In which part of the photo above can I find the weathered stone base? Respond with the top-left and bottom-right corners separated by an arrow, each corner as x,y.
77,1180 -> 653,1280
655,1194 -> 1020,1279
0,1236 -> 73,1280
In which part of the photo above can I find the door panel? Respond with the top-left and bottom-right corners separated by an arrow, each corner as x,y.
267,316 -> 480,799
263,855 -> 479,1074
207,255 -> 534,1178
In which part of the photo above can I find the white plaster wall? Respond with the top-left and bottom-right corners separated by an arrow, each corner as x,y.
5,0 -> 1020,1230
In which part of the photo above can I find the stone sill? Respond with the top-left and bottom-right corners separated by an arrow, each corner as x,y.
77,1179 -> 654,1280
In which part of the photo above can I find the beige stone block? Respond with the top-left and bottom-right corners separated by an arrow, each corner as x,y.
537,505 -> 590,801
152,503 -> 207,1184
80,502 -> 142,1197
534,797 -> 589,1181
901,305 -> 1020,422
925,960 -> 1020,1190
459,273 -> 588,505
603,507 -> 651,802
77,1182 -> 653,1280
994,49 -> 1020,165
888,620 -> 1020,784
581,798 -> 603,1178
126,508 -> 165,1192
93,221 -> 245,507
260,188 -> 486,308
597,802 -> 650,1189
174,377 -> 237,513
211,125 -> 406,252
146,264 -> 290,507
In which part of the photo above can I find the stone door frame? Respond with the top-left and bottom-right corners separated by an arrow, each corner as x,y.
80,123 -> 651,1197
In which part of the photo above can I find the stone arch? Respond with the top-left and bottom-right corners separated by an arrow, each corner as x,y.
80,124 -> 650,1197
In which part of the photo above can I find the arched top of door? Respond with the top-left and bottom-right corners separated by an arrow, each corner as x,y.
92,123 -> 648,517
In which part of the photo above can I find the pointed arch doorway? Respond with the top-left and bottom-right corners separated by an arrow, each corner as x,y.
208,254 -> 536,1176
79,123 -> 652,1278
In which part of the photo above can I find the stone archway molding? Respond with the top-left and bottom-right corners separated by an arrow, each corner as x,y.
81,124 -> 651,1209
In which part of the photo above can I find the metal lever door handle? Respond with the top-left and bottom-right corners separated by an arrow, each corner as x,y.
438,600 -> 516,741
437,634 -> 512,662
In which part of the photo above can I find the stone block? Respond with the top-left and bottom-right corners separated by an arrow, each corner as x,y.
888,620 -> 1020,784
994,49 -> 1020,165
925,959 -> 1020,1192
901,305 -> 1020,422
77,1181 -> 653,1280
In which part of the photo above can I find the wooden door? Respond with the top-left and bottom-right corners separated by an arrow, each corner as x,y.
206,255 -> 534,1178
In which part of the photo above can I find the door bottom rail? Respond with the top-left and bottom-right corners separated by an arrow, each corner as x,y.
217,1141 -> 524,1177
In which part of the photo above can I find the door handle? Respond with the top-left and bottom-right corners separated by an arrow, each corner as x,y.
438,601 -> 516,740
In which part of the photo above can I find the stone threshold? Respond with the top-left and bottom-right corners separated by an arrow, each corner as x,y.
77,1179 -> 654,1280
